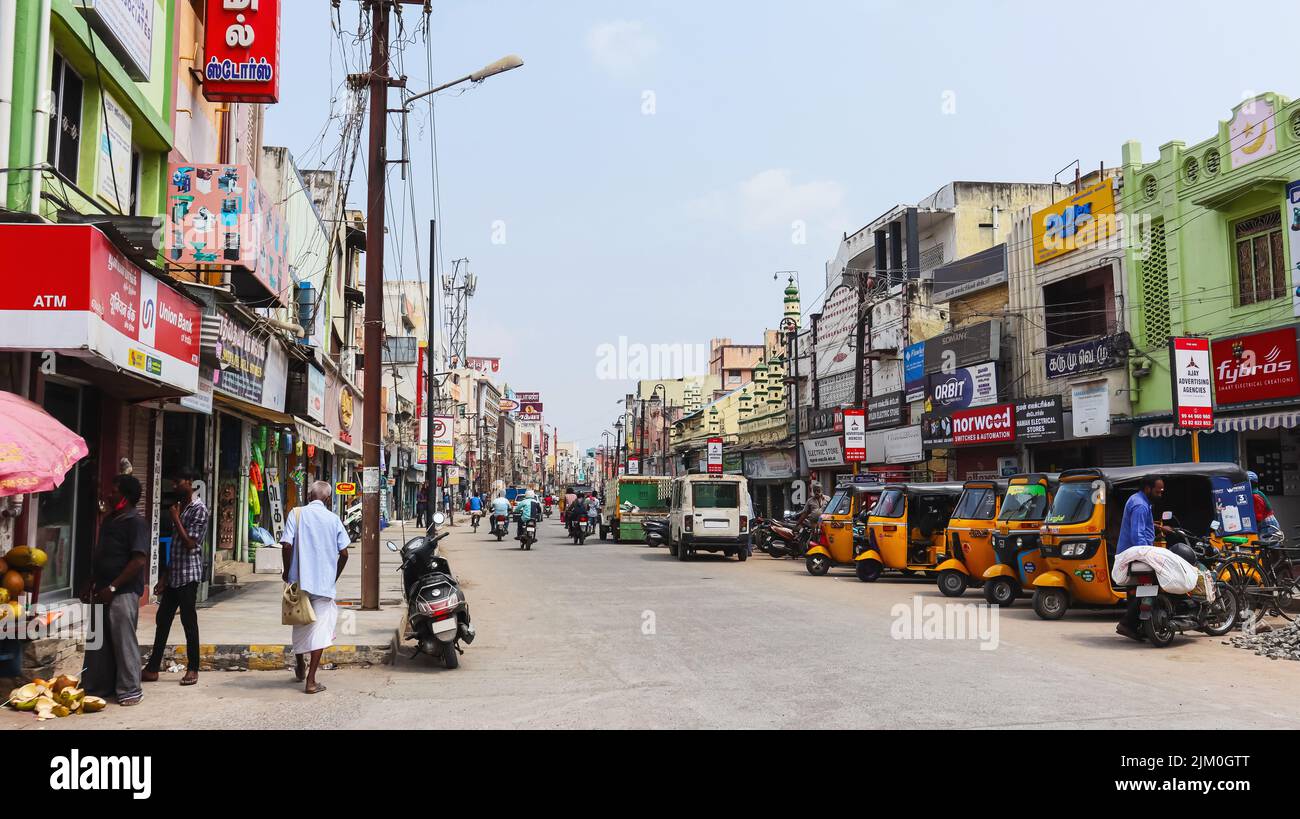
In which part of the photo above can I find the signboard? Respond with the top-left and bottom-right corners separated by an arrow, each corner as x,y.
519,400 -> 544,415
80,0 -> 155,81
743,450 -> 797,480
843,408 -> 866,462
951,403 -> 1015,447
516,391 -> 540,403
884,424 -> 924,464
1031,179 -> 1118,264
802,436 -> 844,468
499,398 -> 520,413
809,407 -> 843,434
932,243 -> 1007,303
1212,476 -> 1258,535
923,320 -> 1000,375
419,415 -> 455,465
203,0 -> 281,104
0,223 -> 201,393
1045,333 -> 1129,380
517,412 -> 543,423
706,438 -> 723,474
1072,379 -> 1112,438
1210,326 -> 1300,407
1290,182 -> 1300,319
214,310 -> 269,404
926,362 -> 998,412
306,364 -> 326,424
266,467 -> 284,541
904,342 -> 926,402
1170,337 -> 1214,427
335,482 -> 357,496
920,412 -> 953,448
867,391 -> 904,430
814,285 -> 858,379
816,371 -> 854,409
466,356 -> 501,375
627,457 -> 641,476
97,91 -> 133,212
1014,396 -> 1064,443
166,163 -> 288,306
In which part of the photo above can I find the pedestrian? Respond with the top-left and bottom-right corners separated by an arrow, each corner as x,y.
416,480 -> 429,527
1248,471 -> 1283,542
82,474 -> 149,706
1115,475 -> 1171,641
143,467 -> 208,687
280,480 -> 350,694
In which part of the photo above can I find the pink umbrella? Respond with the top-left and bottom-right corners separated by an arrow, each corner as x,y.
0,390 -> 89,497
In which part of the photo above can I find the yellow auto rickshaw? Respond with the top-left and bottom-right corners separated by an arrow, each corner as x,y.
980,473 -> 1057,607
1033,463 -> 1251,620
856,482 -> 965,582
933,479 -> 1006,597
805,479 -> 882,577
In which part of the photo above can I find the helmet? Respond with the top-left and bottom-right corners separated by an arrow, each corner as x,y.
1168,541 -> 1197,566
525,489 -> 536,499
1247,471 -> 1259,483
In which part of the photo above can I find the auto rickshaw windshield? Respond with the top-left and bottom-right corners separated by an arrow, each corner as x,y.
823,489 -> 852,516
953,487 -> 996,520
875,488 -> 905,517
999,483 -> 1049,521
1045,481 -> 1095,525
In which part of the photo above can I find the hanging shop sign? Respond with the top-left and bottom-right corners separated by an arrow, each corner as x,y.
904,342 -> 926,402
0,223 -> 201,393
466,356 -> 501,375
923,320 -> 1000,374
1044,332 -> 1130,380
1290,183 -> 1300,319
802,436 -> 845,468
166,163 -> 289,306
883,424 -> 924,464
951,403 -> 1015,447
1072,379 -> 1113,438
1168,336 -> 1214,428
706,438 -> 723,474
926,362 -> 998,412
809,407 -> 843,434
1210,326 -> 1300,407
97,91 -> 133,212
1014,395 -> 1064,443
1031,179 -> 1118,265
867,391 -> 905,430
932,243 -> 1007,303
203,0 -> 281,104
79,0 -> 155,81
921,412 -> 953,448
843,408 -> 866,462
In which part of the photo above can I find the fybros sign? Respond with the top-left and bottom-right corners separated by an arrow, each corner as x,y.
706,437 -> 723,474
843,408 -> 866,462
1170,337 -> 1213,429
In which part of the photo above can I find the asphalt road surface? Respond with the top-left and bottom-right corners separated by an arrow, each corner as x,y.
16,516 -> 1300,729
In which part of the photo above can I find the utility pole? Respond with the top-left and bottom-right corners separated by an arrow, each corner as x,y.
426,219 -> 437,506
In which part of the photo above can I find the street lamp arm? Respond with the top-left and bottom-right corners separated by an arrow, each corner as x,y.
404,54 -> 524,107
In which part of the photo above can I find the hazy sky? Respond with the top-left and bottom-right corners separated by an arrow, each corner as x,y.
266,0 -> 1300,450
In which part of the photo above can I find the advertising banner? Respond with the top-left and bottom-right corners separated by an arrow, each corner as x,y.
1044,333 -> 1129,380
884,425 -> 924,464
923,320 -> 1000,375
843,408 -> 866,462
1210,326 -> 1299,407
951,403 -> 1015,447
98,91 -> 133,212
203,0 -> 281,103
920,412 -> 953,448
904,342 -> 926,401
706,437 -> 723,474
1171,337 -> 1214,427
742,450 -> 797,481
466,356 -> 501,375
814,285 -> 858,379
1072,380 -> 1112,438
0,223 -> 201,393
803,436 -> 845,468
1212,476 -> 1258,535
1014,396 -> 1064,443
1030,179 -> 1118,265
926,362 -> 998,412
628,457 -> 641,476
867,391 -> 905,430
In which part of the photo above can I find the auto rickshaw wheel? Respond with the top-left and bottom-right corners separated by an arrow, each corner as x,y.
1032,588 -> 1068,620
856,559 -> 882,582
805,554 -> 830,576
937,569 -> 968,598
984,578 -> 1019,607
1143,596 -> 1176,647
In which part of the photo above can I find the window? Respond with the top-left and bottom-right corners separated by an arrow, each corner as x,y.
129,149 -> 142,215
998,483 -> 1049,522
953,487 -> 996,520
692,481 -> 739,509
822,489 -> 851,516
1042,265 -> 1115,346
1234,210 -> 1286,306
875,489 -> 905,518
47,53 -> 84,181
1046,481 -> 1094,525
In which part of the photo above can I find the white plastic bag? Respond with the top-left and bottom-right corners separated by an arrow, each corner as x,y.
1111,545 -> 1200,595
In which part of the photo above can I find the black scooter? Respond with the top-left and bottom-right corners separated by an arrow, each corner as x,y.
643,517 -> 668,548
387,513 -> 475,668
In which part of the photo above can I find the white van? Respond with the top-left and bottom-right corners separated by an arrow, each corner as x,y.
666,473 -> 751,562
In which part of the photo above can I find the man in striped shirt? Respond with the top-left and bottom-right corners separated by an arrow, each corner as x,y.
143,468 -> 208,686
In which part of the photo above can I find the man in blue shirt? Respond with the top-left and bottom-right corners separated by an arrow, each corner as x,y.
1116,475 -> 1168,641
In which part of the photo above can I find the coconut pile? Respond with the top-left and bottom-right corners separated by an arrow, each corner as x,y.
1227,620 -> 1300,661
5,676 -> 106,720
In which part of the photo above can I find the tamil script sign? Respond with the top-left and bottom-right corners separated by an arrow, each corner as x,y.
1044,333 -> 1129,380
1014,396 -> 1063,443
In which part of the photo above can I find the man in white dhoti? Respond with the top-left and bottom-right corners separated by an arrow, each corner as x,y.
280,481 -> 351,694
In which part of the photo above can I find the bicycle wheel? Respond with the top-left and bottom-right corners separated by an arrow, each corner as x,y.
1216,555 -> 1265,621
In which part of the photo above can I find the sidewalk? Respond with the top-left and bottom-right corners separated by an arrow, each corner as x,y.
136,520 -> 426,671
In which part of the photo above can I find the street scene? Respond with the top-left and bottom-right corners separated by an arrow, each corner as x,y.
2,0 -> 1300,764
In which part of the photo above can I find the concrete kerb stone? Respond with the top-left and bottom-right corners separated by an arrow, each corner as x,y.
142,635 -> 396,671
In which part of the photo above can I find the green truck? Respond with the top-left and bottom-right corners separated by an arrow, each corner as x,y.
600,476 -> 672,542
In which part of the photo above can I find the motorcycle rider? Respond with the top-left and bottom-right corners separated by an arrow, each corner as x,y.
585,494 -> 600,535
490,493 -> 511,535
468,493 -> 483,529
567,492 -> 587,538
516,490 -> 541,540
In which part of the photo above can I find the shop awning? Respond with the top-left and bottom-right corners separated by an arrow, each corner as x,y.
214,392 -> 295,425
335,439 -> 362,458
295,419 -> 333,451
1138,411 -> 1300,438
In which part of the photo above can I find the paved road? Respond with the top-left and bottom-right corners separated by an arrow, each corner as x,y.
14,516 -> 1300,729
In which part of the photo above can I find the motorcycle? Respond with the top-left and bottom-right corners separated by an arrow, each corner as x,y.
1124,520 -> 1238,648
344,500 -> 362,543
490,512 -> 509,541
519,518 -> 537,550
386,512 -> 475,669
544,503 -> 553,518
760,517 -> 812,559
643,517 -> 668,548
471,510 -> 481,532
569,512 -> 588,545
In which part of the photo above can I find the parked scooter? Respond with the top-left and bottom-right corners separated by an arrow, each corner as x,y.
643,517 -> 668,548
344,500 -> 362,543
1122,519 -> 1238,648
387,512 -> 475,668
760,517 -> 812,559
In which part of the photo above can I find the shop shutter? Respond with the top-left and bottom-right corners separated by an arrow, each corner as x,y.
1100,435 -> 1133,468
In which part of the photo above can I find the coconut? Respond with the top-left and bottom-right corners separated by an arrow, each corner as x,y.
33,695 -> 57,720
56,687 -> 83,708
8,683 -> 40,710
80,696 -> 107,713
50,675 -> 79,694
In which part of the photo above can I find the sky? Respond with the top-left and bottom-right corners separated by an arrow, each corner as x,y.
266,0 -> 1300,451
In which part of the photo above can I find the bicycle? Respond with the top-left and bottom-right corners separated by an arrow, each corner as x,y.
1214,533 -> 1300,624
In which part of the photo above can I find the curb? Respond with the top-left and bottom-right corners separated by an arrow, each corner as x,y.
141,640 -> 394,671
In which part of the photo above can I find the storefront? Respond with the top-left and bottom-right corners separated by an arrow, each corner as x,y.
741,448 -> 797,518
327,369 -> 363,515
0,224 -> 203,603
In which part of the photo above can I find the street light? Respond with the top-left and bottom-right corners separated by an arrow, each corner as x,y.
649,384 -> 667,475
403,54 -> 525,108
